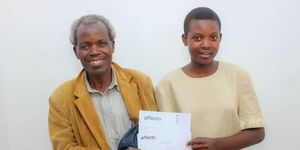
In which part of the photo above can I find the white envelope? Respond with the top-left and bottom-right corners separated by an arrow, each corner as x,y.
138,111 -> 192,150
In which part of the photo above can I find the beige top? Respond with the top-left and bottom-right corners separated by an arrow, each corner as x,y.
155,61 -> 264,138
85,70 -> 132,150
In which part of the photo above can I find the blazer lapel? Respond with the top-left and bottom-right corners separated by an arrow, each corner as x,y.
118,80 -> 141,124
73,71 -> 109,150
112,64 -> 142,124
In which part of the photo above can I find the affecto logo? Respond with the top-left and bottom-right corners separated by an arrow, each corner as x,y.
144,115 -> 162,121
140,136 -> 157,140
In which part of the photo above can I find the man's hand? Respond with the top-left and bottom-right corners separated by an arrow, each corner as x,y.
126,147 -> 141,150
187,137 -> 218,150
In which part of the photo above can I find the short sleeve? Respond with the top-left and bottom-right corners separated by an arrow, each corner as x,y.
155,79 -> 178,112
238,71 -> 264,130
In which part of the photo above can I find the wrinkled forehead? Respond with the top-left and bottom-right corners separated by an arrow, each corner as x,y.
77,22 -> 108,35
76,22 -> 110,42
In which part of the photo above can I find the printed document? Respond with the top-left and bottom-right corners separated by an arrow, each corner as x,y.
138,111 -> 192,150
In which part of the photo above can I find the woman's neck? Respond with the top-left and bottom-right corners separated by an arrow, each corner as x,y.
182,61 -> 219,78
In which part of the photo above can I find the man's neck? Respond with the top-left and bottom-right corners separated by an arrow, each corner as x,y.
87,69 -> 112,92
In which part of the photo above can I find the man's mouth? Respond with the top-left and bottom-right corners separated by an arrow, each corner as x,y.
88,59 -> 105,65
90,60 -> 102,64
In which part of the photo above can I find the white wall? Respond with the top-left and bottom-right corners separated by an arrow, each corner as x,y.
1,0 -> 299,149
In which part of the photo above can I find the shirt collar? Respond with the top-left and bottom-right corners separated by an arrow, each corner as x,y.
85,69 -> 120,94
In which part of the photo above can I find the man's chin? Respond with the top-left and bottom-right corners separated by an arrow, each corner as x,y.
86,67 -> 110,77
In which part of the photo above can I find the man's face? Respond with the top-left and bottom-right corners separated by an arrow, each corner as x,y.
182,19 -> 221,66
74,22 -> 114,77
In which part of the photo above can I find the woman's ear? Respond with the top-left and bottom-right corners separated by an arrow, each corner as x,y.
182,34 -> 188,46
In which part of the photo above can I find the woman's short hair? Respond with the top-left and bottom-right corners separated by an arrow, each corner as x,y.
70,14 -> 116,46
184,7 -> 221,35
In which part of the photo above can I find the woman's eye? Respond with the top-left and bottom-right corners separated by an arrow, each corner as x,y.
193,36 -> 201,41
210,36 -> 218,41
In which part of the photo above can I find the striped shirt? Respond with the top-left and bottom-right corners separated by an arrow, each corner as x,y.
85,71 -> 133,150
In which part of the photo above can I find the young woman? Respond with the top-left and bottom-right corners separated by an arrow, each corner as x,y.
155,7 -> 265,150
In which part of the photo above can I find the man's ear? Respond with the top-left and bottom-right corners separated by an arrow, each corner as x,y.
220,32 -> 222,41
182,34 -> 188,46
111,40 -> 115,53
73,46 -> 79,59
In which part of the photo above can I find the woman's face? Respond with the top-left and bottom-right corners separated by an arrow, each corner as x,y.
182,19 -> 222,66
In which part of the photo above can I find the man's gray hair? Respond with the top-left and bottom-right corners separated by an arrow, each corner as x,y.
69,14 -> 116,46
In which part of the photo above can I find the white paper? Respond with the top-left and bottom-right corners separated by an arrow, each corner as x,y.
138,111 -> 192,150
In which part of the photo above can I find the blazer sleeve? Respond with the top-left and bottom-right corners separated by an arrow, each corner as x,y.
48,96 -> 100,150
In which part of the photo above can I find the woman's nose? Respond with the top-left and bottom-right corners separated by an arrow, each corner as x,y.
201,39 -> 211,49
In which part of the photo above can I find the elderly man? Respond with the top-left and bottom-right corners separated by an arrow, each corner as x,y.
48,14 -> 157,150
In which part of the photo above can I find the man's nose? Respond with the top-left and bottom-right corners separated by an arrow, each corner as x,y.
90,44 -> 101,55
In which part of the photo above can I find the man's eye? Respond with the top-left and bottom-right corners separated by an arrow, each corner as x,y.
98,42 -> 106,47
80,44 -> 89,50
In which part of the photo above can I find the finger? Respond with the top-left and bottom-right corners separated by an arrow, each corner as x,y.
191,143 -> 208,149
188,138 -> 207,145
195,148 -> 207,150
192,148 -> 207,150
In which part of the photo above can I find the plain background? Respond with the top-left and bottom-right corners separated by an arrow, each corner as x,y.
1,0 -> 300,149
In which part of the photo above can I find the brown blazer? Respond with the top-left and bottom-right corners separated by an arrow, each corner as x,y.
48,62 -> 158,150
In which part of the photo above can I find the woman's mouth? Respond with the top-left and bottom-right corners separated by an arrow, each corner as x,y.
199,52 -> 212,58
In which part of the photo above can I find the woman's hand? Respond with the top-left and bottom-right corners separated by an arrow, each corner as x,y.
187,137 -> 218,150
187,128 -> 265,150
